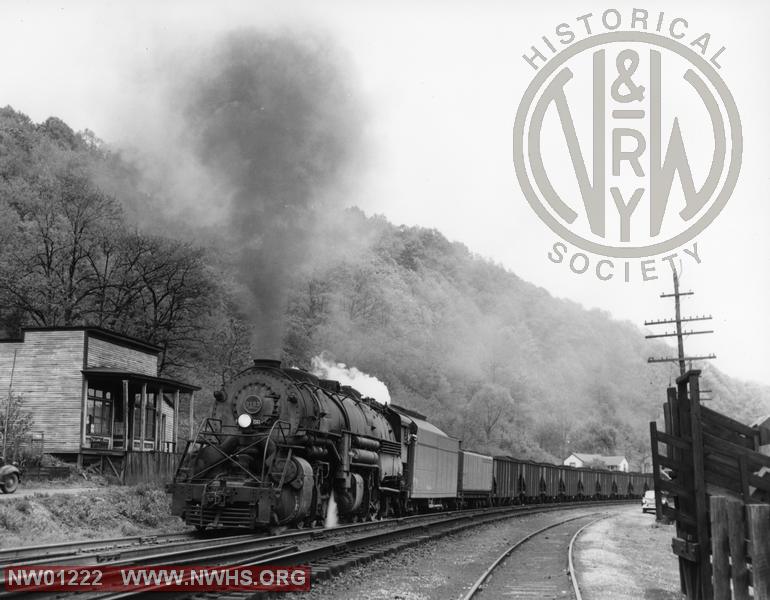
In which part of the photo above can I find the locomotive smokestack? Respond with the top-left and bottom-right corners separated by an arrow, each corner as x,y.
253,359 -> 282,369
319,379 -> 341,392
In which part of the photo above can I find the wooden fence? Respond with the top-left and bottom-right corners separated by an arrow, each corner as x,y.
711,496 -> 770,599
122,452 -> 182,486
650,369 -> 770,600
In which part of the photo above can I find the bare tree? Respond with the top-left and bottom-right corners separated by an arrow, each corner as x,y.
0,393 -> 33,463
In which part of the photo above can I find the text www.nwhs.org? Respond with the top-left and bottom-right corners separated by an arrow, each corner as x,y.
5,565 -> 310,592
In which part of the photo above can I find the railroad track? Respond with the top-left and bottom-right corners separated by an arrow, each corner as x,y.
146,501 -> 630,600
568,516 -> 607,600
0,530 -> 251,566
0,504 -> 525,597
459,509 -> 610,600
0,500 -> 630,599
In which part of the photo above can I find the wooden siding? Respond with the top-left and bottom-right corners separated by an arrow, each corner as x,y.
0,331 -> 86,453
123,452 -> 181,486
161,399 -> 174,450
0,329 -> 176,456
86,336 -> 158,376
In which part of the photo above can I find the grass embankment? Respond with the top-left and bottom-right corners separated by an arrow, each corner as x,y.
0,486 -> 189,547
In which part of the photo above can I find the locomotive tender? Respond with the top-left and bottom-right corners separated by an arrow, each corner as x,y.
170,360 -> 651,530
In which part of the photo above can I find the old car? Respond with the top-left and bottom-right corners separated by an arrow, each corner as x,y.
642,489 -> 669,513
0,457 -> 21,493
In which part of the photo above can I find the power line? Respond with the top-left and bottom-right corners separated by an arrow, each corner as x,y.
645,270 -> 715,378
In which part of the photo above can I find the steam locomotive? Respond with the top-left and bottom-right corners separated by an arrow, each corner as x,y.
170,360 -> 651,530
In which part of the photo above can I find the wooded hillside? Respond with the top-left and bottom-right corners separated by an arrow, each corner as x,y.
0,106 -> 765,469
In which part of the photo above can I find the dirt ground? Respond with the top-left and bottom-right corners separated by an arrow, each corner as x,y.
282,504 -> 683,600
283,506 -> 627,600
575,505 -> 683,600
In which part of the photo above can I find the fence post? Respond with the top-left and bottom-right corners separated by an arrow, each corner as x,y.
727,498 -> 750,600
687,373 -> 712,600
650,422 -> 663,519
711,496 -> 730,600
711,496 -> 750,600
749,503 -> 770,600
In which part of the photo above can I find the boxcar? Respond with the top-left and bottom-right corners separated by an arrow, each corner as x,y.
553,465 -> 569,500
542,463 -> 561,500
493,456 -> 522,504
628,472 -> 639,496
615,471 -> 631,498
562,466 -> 582,499
629,472 -> 650,496
458,450 -> 494,506
391,406 -> 460,509
580,469 -> 600,498
521,460 -> 543,503
597,470 -> 614,499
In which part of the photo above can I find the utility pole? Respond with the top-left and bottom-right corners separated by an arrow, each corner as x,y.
645,271 -> 715,377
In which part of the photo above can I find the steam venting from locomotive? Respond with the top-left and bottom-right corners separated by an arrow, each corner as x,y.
311,354 -> 391,404
324,494 -> 339,529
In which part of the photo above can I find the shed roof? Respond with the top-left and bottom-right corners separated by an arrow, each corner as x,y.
82,368 -> 200,392
3,326 -> 163,354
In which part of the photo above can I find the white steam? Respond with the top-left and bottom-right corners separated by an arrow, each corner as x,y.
324,493 -> 339,529
310,354 -> 391,404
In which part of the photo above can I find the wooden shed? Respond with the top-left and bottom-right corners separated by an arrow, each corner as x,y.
0,327 -> 198,472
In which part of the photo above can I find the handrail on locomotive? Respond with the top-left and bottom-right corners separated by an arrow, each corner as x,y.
175,417 -> 293,485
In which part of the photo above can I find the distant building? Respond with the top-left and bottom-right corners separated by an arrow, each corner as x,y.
563,452 -> 629,472
0,327 -> 198,468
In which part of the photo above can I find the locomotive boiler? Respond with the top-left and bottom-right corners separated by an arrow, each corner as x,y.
171,359 -> 404,529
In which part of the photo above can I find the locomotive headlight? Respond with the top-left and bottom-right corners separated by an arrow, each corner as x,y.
237,413 -> 253,428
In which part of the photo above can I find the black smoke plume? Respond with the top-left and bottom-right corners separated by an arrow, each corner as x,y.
178,29 -> 364,355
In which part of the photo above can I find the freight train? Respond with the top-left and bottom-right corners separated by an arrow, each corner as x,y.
170,360 -> 652,530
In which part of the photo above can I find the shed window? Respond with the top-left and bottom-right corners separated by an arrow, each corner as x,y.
145,393 -> 156,441
133,393 -> 142,441
86,387 -> 112,437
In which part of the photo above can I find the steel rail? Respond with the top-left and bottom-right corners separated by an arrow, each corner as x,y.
0,502 -> 476,567
93,501 -> 633,599
568,515 -> 609,600
0,504 -> 526,594
0,500 -> 635,599
458,512 -> 603,600
0,530 -> 247,565
90,504 -> 530,598
0,500 -> 550,568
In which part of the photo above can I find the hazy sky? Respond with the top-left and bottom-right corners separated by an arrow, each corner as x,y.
1,0 -> 768,384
